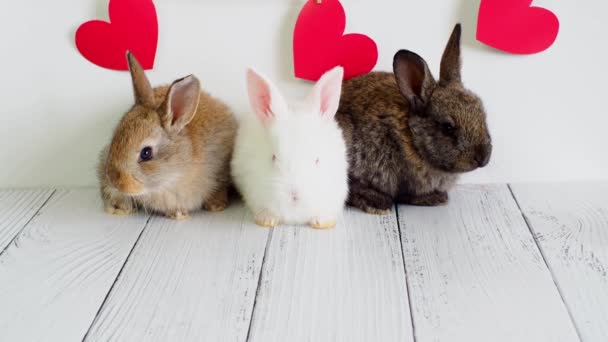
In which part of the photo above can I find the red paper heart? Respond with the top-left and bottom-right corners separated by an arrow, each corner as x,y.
76,0 -> 158,70
293,0 -> 378,81
477,0 -> 559,54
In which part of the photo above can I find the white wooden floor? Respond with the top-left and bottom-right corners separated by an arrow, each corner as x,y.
0,183 -> 606,342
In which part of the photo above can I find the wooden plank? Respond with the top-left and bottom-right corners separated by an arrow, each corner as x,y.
247,209 -> 413,342
398,184 -> 580,342
84,204 -> 269,342
511,182 -> 608,342
0,189 -> 150,342
0,189 -> 54,252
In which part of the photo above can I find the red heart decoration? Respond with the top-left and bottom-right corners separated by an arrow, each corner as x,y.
293,0 -> 378,81
477,0 -> 559,54
76,0 -> 158,70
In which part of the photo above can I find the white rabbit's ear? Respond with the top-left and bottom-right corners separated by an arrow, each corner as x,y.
308,66 -> 344,119
246,68 -> 287,122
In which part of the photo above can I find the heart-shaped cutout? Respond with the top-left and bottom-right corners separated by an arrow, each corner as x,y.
76,0 -> 158,70
294,0 -> 378,81
477,0 -> 559,54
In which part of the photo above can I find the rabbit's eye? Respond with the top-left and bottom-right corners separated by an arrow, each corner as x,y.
272,154 -> 277,163
440,122 -> 456,136
139,146 -> 153,162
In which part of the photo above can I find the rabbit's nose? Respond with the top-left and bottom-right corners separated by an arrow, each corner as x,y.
110,169 -> 142,194
475,144 -> 492,167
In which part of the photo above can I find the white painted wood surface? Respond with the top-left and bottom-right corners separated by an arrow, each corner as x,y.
0,189 -> 54,252
398,185 -> 580,342
247,208 -> 413,342
0,189 -> 150,342
85,205 -> 269,342
511,182 -> 608,342
3,184 -> 608,341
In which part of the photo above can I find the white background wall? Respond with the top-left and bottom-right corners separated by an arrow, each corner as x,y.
0,0 -> 606,188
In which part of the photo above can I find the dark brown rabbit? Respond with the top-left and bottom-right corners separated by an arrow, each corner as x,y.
335,24 -> 492,214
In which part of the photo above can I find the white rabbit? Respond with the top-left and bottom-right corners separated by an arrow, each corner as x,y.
231,67 -> 349,229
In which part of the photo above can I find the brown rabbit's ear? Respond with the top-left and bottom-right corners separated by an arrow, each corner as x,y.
439,24 -> 462,83
127,51 -> 155,107
161,75 -> 201,134
393,50 -> 436,111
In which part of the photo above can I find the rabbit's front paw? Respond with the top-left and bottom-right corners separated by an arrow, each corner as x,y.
254,212 -> 280,228
400,191 -> 448,207
105,205 -> 133,216
347,183 -> 394,215
203,189 -> 229,212
203,201 -> 227,212
167,210 -> 190,220
310,218 -> 336,230
104,198 -> 134,216
363,207 -> 392,216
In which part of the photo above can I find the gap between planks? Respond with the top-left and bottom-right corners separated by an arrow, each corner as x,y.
83,205 -> 269,342
397,184 -> 580,342
245,228 -> 274,342
507,184 -> 584,341
0,189 -> 56,257
246,207 -> 414,342
395,204 -> 418,342
0,189 -> 151,342
510,182 -> 608,342
81,215 -> 153,342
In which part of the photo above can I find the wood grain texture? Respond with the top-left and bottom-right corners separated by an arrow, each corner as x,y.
511,182 -> 608,341
0,189 -> 54,252
248,208 -> 413,342
398,184 -> 580,342
0,189 -> 150,342
85,204 -> 269,342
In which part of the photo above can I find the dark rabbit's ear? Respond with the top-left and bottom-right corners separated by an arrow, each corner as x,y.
393,50 -> 436,111
161,75 -> 201,134
127,51 -> 155,107
439,24 -> 462,83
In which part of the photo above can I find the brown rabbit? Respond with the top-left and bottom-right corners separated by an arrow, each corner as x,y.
97,52 -> 237,219
335,24 -> 492,214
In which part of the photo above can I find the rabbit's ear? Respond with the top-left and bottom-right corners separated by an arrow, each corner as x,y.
127,51 -> 155,107
393,50 -> 436,111
246,68 -> 288,122
161,75 -> 201,133
308,66 -> 344,119
440,24 -> 462,83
